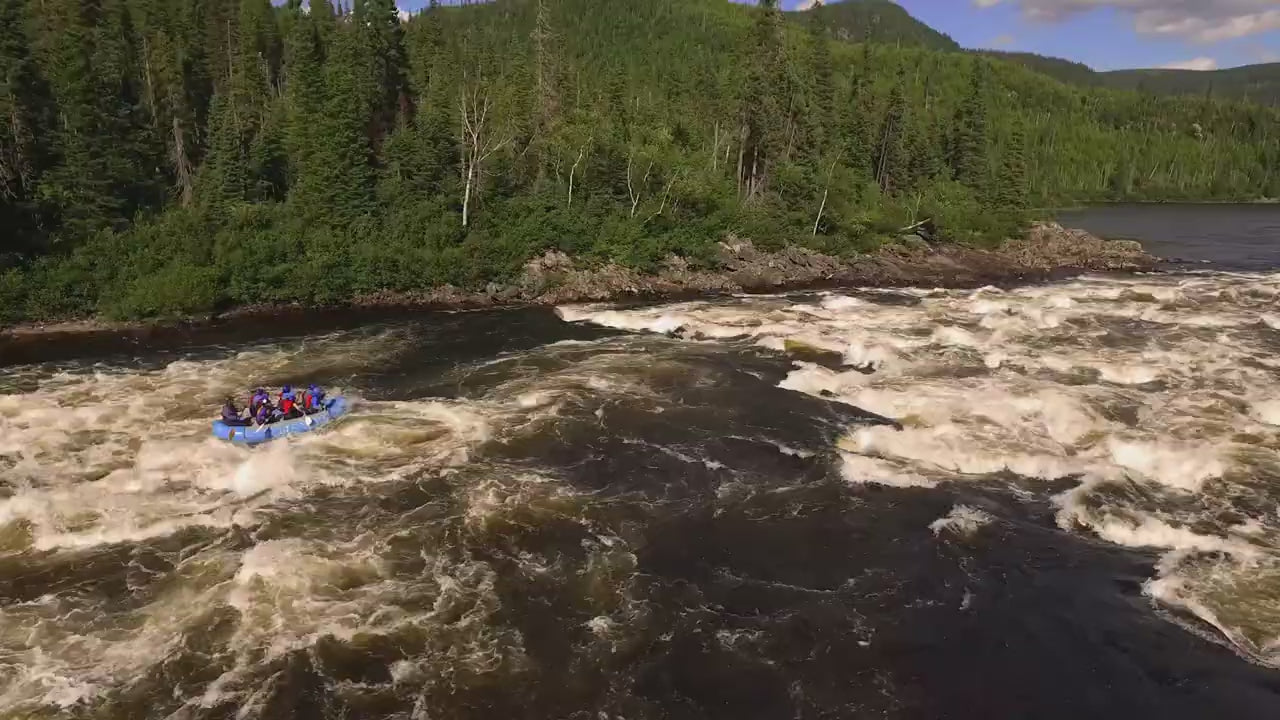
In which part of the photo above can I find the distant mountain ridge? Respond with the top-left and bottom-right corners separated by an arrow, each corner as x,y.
1100,63 -> 1280,106
786,0 -> 959,51
795,0 -> 1280,105
975,49 -> 1280,105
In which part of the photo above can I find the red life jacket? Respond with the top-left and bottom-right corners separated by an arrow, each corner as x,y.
280,397 -> 295,413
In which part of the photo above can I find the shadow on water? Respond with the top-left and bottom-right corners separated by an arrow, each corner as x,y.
0,306 -> 617,370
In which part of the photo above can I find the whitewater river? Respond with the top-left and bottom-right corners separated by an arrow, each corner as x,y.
2,205 -> 1280,719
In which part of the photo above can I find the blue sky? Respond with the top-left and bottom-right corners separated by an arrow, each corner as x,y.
393,0 -> 1280,72
891,0 -> 1280,71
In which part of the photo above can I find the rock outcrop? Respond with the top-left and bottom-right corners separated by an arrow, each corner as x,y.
497,221 -> 1157,307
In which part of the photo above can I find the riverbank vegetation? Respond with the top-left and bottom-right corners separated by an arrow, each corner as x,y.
2,0 -> 1278,323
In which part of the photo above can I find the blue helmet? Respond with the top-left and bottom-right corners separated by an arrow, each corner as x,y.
309,384 -> 321,394
281,385 -> 292,394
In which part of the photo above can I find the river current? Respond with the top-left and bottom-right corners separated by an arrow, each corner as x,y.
2,205 -> 1280,718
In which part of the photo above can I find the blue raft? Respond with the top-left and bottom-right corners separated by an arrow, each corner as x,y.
212,397 -> 349,445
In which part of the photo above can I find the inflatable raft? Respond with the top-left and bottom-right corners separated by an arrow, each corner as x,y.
212,397 -> 349,445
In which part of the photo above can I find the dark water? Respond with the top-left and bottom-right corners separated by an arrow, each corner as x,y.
3,212 -> 1280,719
1057,203 -> 1280,270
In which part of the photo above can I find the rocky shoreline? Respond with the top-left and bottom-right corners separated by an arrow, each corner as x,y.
0,222 -> 1156,342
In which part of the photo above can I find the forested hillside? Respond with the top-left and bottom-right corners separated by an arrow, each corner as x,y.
791,0 -> 958,50
2,0 -> 1279,322
980,51 -> 1280,106
1102,64 -> 1280,107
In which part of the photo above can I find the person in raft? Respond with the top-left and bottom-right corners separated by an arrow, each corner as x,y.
252,398 -> 275,426
302,384 -> 326,413
221,397 -> 250,426
247,388 -> 270,417
243,388 -> 275,426
277,385 -> 303,420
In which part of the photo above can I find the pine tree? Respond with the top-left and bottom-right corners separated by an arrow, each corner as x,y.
874,72 -> 909,194
36,0 -> 162,236
995,119 -> 1029,209
354,0 -> 409,148
840,46 -> 873,180
0,0 -> 51,258
738,0 -> 785,202
291,21 -> 373,223
950,60 -> 990,192
250,99 -> 288,201
131,10 -> 199,207
203,0 -> 239,91
284,2 -> 322,196
310,0 -> 337,54
199,90 -> 250,205
805,0 -> 833,156
238,0 -> 282,93
530,0 -> 561,180
907,116 -> 941,192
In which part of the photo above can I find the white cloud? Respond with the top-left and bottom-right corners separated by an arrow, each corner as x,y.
1158,56 -> 1219,70
974,1 -> 1280,43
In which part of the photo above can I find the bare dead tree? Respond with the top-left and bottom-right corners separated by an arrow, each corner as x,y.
644,170 -> 681,224
812,150 -> 843,237
567,136 -> 591,209
460,80 -> 510,227
626,155 -> 652,218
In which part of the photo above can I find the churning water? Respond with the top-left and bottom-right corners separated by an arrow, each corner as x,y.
3,207 -> 1280,719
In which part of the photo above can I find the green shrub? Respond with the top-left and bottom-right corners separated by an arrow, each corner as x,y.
0,269 -> 29,326
102,263 -> 223,319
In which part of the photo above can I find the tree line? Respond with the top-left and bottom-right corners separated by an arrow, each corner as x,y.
1,0 -> 1278,322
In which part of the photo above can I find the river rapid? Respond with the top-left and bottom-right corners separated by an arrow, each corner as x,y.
2,205 -> 1280,719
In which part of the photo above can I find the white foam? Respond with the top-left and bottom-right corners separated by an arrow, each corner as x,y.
820,294 -> 866,310
1106,439 -> 1224,492
557,270 -> 1280,665
1251,399 -> 1280,427
839,452 -> 936,488
930,505 -> 994,537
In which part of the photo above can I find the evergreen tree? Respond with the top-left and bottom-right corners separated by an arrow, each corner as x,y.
292,21 -> 373,223
874,71 -> 909,194
198,90 -> 249,206
284,2 -> 322,196
950,60 -> 991,191
907,116 -> 941,191
738,0 -> 786,202
354,0 -> 409,148
239,0 -> 282,92
249,99 -> 288,201
529,0 -> 561,181
36,0 -> 161,235
0,0 -> 51,258
203,0 -> 239,90
995,119 -> 1029,209
310,0 -> 337,54
805,0 -> 833,156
